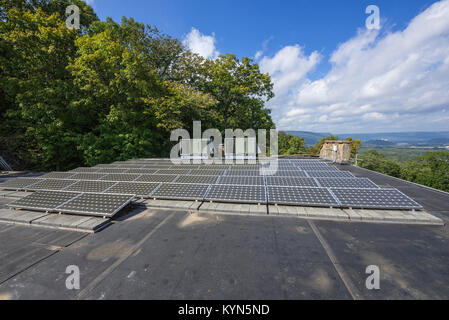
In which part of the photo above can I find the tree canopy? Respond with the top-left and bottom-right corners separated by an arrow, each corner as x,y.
358,150 -> 449,192
278,131 -> 306,155
0,1 -> 275,170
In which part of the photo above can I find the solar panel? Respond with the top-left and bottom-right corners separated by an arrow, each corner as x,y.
26,179 -> 78,191
267,186 -> 339,207
275,166 -> 298,170
99,174 -> 141,182
69,173 -> 107,180
150,183 -> 209,200
135,174 -> 178,183
64,180 -> 117,193
266,177 -> 319,187
40,172 -> 76,179
226,170 -> 262,176
196,165 -> 230,170
155,169 -> 192,175
217,176 -> 264,186
331,188 -> 423,210
260,164 -> 297,171
70,167 -> 100,173
56,193 -> 135,217
262,170 -> 308,177
270,161 -> 296,167
229,165 -> 260,170
204,185 -> 266,204
94,164 -> 118,168
125,169 -> 159,174
115,164 -> 144,169
170,165 -> 201,169
7,190 -> 80,211
316,177 -> 379,188
298,166 -> 338,171
306,171 -> 354,178
96,168 -> 130,174
175,175 -> 219,184
142,165 -> 172,169
297,161 -> 329,165
190,169 -> 226,176
0,178 -> 44,190
104,182 -> 160,197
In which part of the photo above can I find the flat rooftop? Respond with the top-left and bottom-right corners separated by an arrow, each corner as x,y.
0,164 -> 448,299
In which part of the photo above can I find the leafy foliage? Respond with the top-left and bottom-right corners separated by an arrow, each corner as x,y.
359,150 -> 449,192
358,150 -> 402,177
344,137 -> 362,158
0,1 -> 275,170
278,131 -> 306,155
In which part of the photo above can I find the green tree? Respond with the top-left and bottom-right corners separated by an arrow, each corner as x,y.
200,54 -> 274,131
0,2 -> 277,170
401,151 -> 449,191
0,0 -> 98,31
0,6 -> 82,170
278,131 -> 306,155
345,137 -> 362,158
359,150 -> 401,177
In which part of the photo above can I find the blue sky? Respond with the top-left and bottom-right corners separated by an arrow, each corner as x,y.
86,0 -> 449,133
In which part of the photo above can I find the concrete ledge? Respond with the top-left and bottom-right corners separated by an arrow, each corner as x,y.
305,207 -> 350,220
199,202 -> 267,215
266,205 -> 444,225
0,208 -> 111,232
32,214 -> 111,233
343,208 -> 444,225
144,199 -> 201,211
0,208 -> 49,224
269,205 -> 349,221
0,190 -> 15,197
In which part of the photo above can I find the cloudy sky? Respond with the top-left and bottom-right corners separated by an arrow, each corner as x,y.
91,0 -> 449,133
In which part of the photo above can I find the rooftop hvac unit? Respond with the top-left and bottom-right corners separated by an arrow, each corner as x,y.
180,139 -> 210,160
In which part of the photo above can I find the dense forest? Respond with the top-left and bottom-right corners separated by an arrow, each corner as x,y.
358,150 -> 449,192
301,134 -> 449,193
0,0 -> 275,170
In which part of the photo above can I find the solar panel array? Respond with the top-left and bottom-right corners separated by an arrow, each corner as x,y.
205,185 -> 266,204
8,190 -> 134,217
267,186 -> 339,207
57,193 -> 134,216
331,188 -> 423,210
1,159 -> 423,213
151,183 -> 209,200
7,190 -> 81,212
105,182 -> 160,196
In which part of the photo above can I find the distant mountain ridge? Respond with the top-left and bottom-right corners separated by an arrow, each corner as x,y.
284,131 -> 331,146
285,131 -> 449,146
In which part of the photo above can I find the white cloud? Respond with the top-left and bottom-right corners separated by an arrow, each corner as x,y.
260,45 -> 321,96
85,0 -> 95,5
254,50 -> 263,59
261,0 -> 449,133
183,27 -> 219,59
